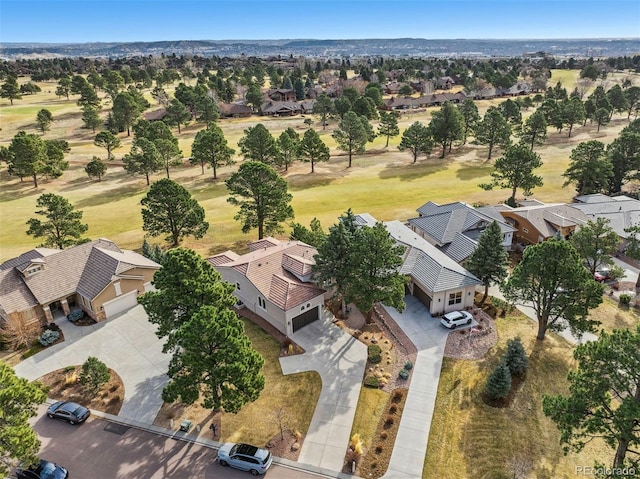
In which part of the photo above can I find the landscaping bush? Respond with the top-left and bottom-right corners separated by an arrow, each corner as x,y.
619,293 -> 631,307
398,369 -> 409,380
392,390 -> 404,402
484,360 -> 512,400
367,344 -> 382,364
364,376 -> 381,388
38,329 -> 60,346
403,360 -> 413,370
80,356 -> 110,393
504,337 -> 528,376
389,404 -> 397,414
384,416 -> 394,428
67,309 -> 84,322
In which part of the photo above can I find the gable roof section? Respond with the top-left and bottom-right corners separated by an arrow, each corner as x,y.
410,201 -> 515,245
210,241 -> 324,311
505,203 -> 588,237
442,232 -> 479,263
384,220 -> 481,292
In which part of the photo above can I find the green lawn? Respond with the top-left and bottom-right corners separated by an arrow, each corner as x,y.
423,312 -> 613,479
589,295 -> 640,333
0,72 -> 633,262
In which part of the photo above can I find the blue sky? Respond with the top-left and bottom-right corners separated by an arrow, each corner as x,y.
1,0 -> 638,43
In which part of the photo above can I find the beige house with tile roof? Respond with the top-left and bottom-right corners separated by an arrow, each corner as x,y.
0,239 -> 160,325
208,238 -> 326,337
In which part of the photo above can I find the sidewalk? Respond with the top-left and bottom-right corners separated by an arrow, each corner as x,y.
279,311 -> 367,474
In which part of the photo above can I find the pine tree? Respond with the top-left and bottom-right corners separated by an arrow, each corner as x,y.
484,360 -> 512,400
504,337 -> 528,376
141,238 -> 153,259
465,221 -> 509,304
79,356 -> 110,394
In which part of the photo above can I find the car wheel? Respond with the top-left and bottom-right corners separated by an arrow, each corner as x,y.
250,470 -> 260,476
451,323 -> 457,329
466,318 -> 472,324
69,419 -> 76,425
47,413 -> 54,418
219,460 -> 228,467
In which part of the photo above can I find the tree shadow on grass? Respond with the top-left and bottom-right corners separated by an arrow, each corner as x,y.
378,159 -> 447,181
59,175 -> 97,192
286,171 -> 339,191
74,184 -> 146,208
0,179 -> 41,202
456,161 -> 493,181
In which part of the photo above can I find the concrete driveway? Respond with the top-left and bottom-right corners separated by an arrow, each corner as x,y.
279,312 -> 367,474
381,295 -> 471,479
14,305 -> 170,424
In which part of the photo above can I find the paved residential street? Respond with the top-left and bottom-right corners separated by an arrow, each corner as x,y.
27,405 -> 332,479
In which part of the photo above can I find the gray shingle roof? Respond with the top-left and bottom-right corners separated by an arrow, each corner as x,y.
570,195 -> 640,238
442,232 -> 479,263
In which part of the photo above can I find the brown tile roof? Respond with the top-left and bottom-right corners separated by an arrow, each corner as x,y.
206,251 -> 241,266
210,240 -> 324,311
0,239 -> 161,315
248,237 -> 281,252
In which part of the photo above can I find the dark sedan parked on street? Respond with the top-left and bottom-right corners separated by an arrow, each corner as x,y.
47,401 -> 90,425
16,459 -> 68,479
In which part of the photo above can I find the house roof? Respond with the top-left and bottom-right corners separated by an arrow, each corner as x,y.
410,201 -> 515,246
503,203 -> 589,237
0,239 -> 161,315
143,108 -> 167,121
384,221 -> 481,292
441,232 -> 479,263
570,194 -> 640,239
219,103 -> 253,115
260,101 -> 302,114
208,238 -> 325,311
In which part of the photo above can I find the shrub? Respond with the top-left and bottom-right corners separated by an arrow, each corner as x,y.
380,432 -> 388,440
364,376 -> 381,388
375,445 -> 383,454
80,356 -> 110,393
367,344 -> 382,364
1,317 -> 41,350
484,360 -> 512,400
398,369 -> 409,380
67,309 -> 84,322
392,390 -> 404,402
389,404 -> 397,414
403,361 -> 413,370
504,337 -> 528,376
619,293 -> 631,306
384,416 -> 394,428
39,329 -> 60,346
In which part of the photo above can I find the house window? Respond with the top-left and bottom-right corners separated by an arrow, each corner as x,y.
114,282 -> 122,296
235,282 -> 241,291
25,265 -> 42,276
522,227 -> 529,233
448,292 -> 462,305
258,297 -> 266,310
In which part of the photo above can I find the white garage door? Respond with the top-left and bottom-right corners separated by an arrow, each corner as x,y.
103,290 -> 139,319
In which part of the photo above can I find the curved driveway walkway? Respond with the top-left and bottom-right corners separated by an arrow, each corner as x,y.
279,312 -> 367,474
14,305 -> 170,424
380,296 -> 453,479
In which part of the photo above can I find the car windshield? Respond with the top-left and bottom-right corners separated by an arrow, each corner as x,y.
39,462 -> 66,479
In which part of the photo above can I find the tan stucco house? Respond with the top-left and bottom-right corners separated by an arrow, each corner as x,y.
0,238 -> 160,325
207,238 -> 326,337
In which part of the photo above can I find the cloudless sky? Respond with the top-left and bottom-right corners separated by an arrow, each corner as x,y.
1,0 -> 639,43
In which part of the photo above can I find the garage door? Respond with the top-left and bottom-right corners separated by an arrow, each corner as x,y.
413,285 -> 432,309
103,290 -> 139,319
292,306 -> 319,333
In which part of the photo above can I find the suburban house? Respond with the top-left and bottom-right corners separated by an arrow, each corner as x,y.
267,88 -> 297,102
207,238 -> 326,337
0,239 -> 160,326
355,214 -> 481,315
143,108 -> 167,121
498,200 -> 589,245
407,201 -> 516,263
219,102 -> 253,118
571,193 -> 640,248
260,100 -> 303,116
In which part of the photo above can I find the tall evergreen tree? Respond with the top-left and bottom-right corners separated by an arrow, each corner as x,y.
191,122 -> 235,178
275,128 -> 300,171
562,140 -> 612,195
518,109 -> 548,151
484,360 -> 512,400
504,337 -> 528,376
85,156 -> 107,181
464,221 -> 509,304
475,107 -> 512,160
428,101 -> 464,158
378,111 -> 400,147
298,128 -> 330,173
457,98 -> 480,145
0,75 -> 22,105
398,121 -> 433,163
332,111 -> 372,168
26,193 -> 89,249
238,123 -> 280,165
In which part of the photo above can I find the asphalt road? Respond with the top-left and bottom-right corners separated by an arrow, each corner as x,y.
27,405 -> 327,479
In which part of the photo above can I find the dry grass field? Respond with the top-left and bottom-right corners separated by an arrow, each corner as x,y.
0,70 -> 636,262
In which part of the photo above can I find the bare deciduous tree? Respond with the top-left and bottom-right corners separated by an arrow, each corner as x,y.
0,318 -> 40,350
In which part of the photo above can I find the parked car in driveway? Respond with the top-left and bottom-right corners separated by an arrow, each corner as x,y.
440,310 -> 473,329
16,459 -> 68,479
217,442 -> 272,475
47,401 -> 90,425
594,267 -> 612,282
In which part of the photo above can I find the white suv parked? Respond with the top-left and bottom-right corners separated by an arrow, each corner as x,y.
440,310 -> 473,329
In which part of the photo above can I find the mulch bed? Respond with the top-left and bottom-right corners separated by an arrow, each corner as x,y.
444,309 -> 498,360
346,388 -> 408,477
265,430 -> 304,461
37,366 -> 124,416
